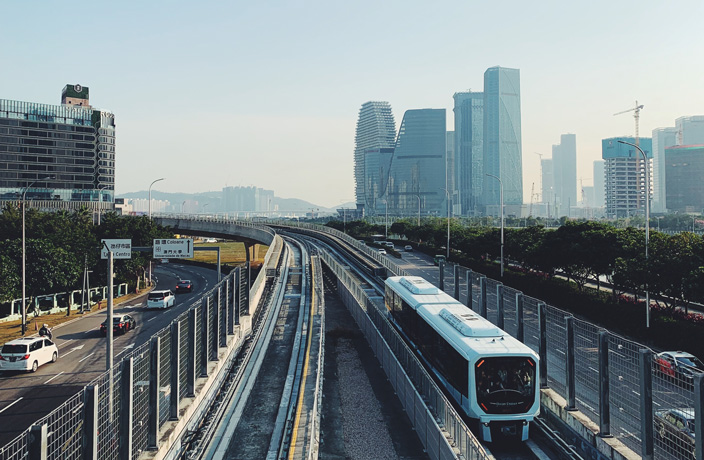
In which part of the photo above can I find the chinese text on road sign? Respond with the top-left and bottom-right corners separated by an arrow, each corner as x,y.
153,238 -> 194,259
101,239 -> 132,259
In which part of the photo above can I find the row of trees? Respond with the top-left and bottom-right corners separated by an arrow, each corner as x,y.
328,219 -> 704,313
0,205 -> 173,305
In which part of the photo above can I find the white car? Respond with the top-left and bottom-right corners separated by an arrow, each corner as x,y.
378,248 -> 387,255
0,337 -> 58,372
147,290 -> 175,309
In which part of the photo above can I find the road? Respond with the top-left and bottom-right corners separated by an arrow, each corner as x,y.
0,263 -> 220,446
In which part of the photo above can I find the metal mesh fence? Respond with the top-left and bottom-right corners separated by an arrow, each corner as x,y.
179,315 -> 189,400
608,334 -> 642,454
96,368 -> 121,460
502,285 -> 521,338
208,294 -> 216,362
0,430 -> 28,460
195,303 -> 203,380
44,391 -> 84,460
522,296 -> 541,355
573,320 -> 600,424
132,342 -> 151,459
484,278 -> 500,324
545,306 -> 568,395
158,327 -> 172,427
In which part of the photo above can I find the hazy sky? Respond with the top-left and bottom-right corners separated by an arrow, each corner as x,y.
2,1 -> 703,208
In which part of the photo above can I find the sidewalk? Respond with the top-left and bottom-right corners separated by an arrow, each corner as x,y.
0,290 -> 148,346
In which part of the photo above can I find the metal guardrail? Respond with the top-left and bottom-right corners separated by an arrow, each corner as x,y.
0,230 -> 286,460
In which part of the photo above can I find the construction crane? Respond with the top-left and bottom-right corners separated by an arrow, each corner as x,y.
614,100 -> 644,146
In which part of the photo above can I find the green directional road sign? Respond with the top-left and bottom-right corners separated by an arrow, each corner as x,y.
153,238 -> 194,259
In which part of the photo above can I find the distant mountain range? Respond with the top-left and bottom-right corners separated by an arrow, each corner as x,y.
117,190 -> 355,214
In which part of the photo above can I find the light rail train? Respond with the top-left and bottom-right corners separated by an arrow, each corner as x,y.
384,276 -> 540,442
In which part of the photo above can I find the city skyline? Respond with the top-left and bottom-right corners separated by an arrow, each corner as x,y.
1,1 -> 703,207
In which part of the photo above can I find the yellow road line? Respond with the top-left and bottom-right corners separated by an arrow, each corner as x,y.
288,259 -> 316,459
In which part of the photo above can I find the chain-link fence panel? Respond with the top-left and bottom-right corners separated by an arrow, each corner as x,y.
95,368 -> 121,460
502,285 -> 521,338
484,278 -> 501,325
44,391 -> 83,460
131,342 -> 151,459
522,296 -> 541,354
607,334 -> 642,454
158,327 -> 172,428
545,306 -> 568,395
573,319 -> 600,425
0,430 -> 28,460
208,294 -> 216,362
179,314 -> 189,401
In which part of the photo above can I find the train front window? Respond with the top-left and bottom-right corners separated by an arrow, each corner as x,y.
475,357 -> 536,414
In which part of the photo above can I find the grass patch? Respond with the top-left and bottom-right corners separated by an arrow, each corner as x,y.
191,241 -> 268,265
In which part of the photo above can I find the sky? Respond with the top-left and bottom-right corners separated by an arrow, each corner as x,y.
2,1 -> 703,208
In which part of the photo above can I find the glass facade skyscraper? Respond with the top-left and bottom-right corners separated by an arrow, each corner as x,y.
651,127 -> 678,213
482,67 -> 523,211
453,91 -> 483,216
387,109 -> 446,216
0,85 -> 115,212
552,133 -> 577,215
665,145 -> 704,213
353,101 -> 396,215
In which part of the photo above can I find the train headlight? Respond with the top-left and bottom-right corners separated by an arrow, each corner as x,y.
482,422 -> 490,427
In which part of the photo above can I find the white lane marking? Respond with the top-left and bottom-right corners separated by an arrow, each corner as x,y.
79,352 -> 95,363
44,372 -> 64,384
60,339 -> 74,346
61,344 -> 85,357
147,317 -> 157,322
115,343 -> 135,357
0,397 -> 23,414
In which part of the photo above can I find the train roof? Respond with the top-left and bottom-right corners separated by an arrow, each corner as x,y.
386,276 -> 537,361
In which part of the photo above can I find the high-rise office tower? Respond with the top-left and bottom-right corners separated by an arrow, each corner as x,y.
602,137 -> 652,218
482,66 -> 523,212
353,101 -> 396,216
387,109 -> 446,216
541,158 -> 554,210
364,147 -> 394,215
453,91 -> 483,216
651,127 -> 678,213
446,131 -> 457,214
665,145 -> 704,213
0,84 -> 115,213
551,134 -> 577,216
593,160 -> 605,209
675,115 -> 704,145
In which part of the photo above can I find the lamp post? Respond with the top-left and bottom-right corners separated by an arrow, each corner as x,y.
97,185 -> 108,225
384,200 -> 388,239
20,175 -> 54,335
148,178 -> 165,219
440,188 -> 451,259
415,194 -> 421,226
618,140 -> 650,327
486,174 -> 504,277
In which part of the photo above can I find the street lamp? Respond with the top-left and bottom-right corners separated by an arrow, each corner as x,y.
148,178 -> 165,219
486,174 -> 504,277
381,199 -> 388,239
97,184 -> 108,225
440,188 -> 451,259
21,175 -> 54,335
618,140 -> 650,327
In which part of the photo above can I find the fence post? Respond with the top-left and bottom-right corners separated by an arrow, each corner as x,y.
244,262 -> 251,315
170,320 -> 180,420
496,283 -> 504,330
212,293 -> 220,361
479,276 -> 487,319
438,259 -> 445,291
119,357 -> 133,460
187,308 -> 197,397
515,293 -> 524,343
148,336 -> 160,449
453,264 -> 460,300
465,269 -> 473,310
538,302 -> 548,389
219,286 -> 227,347
28,424 -> 47,460
695,373 -> 703,460
598,330 -> 611,437
83,385 -> 98,460
565,316 -> 576,410
639,348 -> 654,460
201,297 -> 210,376
233,269 -> 240,327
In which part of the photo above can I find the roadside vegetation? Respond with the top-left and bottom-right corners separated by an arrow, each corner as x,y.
326,218 -> 704,358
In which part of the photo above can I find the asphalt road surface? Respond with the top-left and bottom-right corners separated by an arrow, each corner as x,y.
0,263 -> 219,446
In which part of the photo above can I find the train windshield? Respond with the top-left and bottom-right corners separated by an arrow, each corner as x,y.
475,357 -> 536,414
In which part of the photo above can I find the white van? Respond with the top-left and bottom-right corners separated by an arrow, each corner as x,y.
147,290 -> 175,309
0,337 -> 59,372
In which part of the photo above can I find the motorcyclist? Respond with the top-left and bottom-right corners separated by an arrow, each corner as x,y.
39,323 -> 52,340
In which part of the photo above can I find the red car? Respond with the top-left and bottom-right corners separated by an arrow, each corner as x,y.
175,280 -> 193,293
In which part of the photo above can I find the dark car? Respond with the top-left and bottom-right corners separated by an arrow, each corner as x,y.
100,314 -> 136,336
175,280 -> 193,293
655,351 -> 704,388
654,408 -> 696,460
